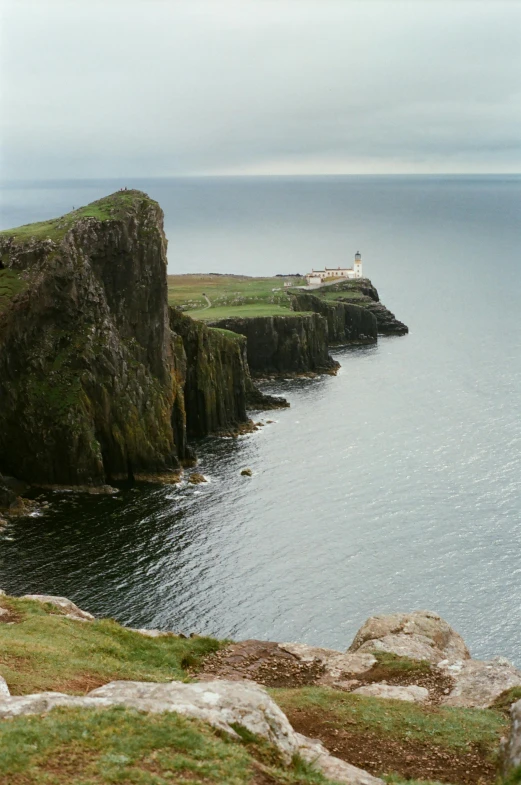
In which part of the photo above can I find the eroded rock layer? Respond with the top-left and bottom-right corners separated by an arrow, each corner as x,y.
208,313 -> 339,377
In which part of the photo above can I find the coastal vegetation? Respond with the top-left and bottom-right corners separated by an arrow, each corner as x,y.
0,595 -> 515,785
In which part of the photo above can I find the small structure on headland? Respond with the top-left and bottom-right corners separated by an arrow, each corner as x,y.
306,252 -> 363,285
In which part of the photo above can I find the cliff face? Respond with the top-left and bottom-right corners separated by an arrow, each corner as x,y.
169,310 -> 286,438
0,192 -> 184,485
313,279 -> 408,336
289,291 -> 377,345
207,314 -> 338,377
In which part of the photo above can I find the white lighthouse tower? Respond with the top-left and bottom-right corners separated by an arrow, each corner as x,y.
353,251 -> 363,278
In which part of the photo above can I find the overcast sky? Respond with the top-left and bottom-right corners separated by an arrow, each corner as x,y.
1,0 -> 520,179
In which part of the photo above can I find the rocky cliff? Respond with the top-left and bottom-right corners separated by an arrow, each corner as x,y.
207,313 -> 339,377
313,279 -> 409,336
169,309 -> 286,438
0,191 -> 183,485
0,191 -> 277,488
289,291 -> 378,345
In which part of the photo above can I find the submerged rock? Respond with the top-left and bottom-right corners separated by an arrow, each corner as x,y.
188,472 -> 207,484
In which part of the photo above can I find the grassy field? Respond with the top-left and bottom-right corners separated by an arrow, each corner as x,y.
167,273 -> 305,318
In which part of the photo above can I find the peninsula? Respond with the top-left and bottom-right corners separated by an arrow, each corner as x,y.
0,190 -> 407,492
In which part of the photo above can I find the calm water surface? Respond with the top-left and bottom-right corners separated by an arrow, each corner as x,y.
1,175 -> 520,662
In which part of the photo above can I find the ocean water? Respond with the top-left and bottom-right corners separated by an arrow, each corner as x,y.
0,175 -> 520,663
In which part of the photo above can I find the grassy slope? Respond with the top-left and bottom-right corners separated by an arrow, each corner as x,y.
0,600 -> 337,785
274,686 -> 506,756
0,597 -> 222,696
0,599 -> 513,785
0,190 -> 154,245
167,273 -> 304,319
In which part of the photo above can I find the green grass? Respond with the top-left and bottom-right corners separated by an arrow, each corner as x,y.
372,651 -> 432,675
0,268 -> 26,313
492,686 -> 521,712
0,597 -> 222,696
0,190 -> 155,244
0,706 -> 338,785
193,303 -> 306,321
273,686 -> 507,755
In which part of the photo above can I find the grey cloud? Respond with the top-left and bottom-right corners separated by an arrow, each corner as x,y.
1,0 -> 520,178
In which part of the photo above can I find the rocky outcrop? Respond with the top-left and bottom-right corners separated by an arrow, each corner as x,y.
208,313 -> 339,377
21,594 -> 95,622
502,699 -> 521,777
0,193 -> 284,489
439,657 -> 521,709
0,474 -> 15,510
351,683 -> 429,703
0,191 -> 185,485
348,610 -> 470,664
289,291 -> 377,345
0,679 -> 382,784
312,279 -> 408,336
169,309 -> 287,438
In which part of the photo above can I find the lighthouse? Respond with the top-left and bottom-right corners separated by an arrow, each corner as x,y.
353,251 -> 362,278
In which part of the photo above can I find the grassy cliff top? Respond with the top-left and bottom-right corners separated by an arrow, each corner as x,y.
0,190 -> 158,245
167,273 -> 378,321
167,273 -> 306,320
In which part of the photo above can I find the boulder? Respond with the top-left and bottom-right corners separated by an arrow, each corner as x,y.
188,472 -> 207,485
349,611 -> 469,664
0,679 -> 382,783
501,699 -> 521,776
240,468 -> 253,476
439,657 -> 521,709
351,683 -> 429,703
21,595 -> 94,622
0,676 -> 9,697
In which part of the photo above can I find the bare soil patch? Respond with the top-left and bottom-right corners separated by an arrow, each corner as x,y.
195,640 -> 325,688
286,706 -> 497,785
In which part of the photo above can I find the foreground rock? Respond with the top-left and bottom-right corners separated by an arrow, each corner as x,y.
501,699 -> 521,776
348,610 -> 470,664
439,657 -> 521,709
0,676 -> 9,698
351,683 -> 429,703
22,595 -> 94,622
0,679 -> 382,784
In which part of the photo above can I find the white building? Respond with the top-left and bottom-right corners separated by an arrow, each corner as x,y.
306,252 -> 363,285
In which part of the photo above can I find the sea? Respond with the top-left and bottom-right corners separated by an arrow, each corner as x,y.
1,175 -> 520,663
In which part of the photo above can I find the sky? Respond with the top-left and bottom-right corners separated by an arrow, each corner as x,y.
1,0 -> 520,179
